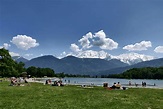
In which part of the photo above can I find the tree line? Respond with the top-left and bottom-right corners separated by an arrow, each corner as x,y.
103,67 -> 163,79
26,66 -> 90,78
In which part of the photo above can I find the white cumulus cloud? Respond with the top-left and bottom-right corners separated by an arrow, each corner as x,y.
123,41 -> 152,51
9,52 -> 20,57
11,35 -> 39,50
93,30 -> 118,50
70,30 -> 118,54
154,46 -> 163,53
0,43 -> 11,49
78,32 -> 93,49
70,43 -> 81,53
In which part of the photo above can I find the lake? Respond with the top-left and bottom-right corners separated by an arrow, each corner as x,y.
62,77 -> 163,88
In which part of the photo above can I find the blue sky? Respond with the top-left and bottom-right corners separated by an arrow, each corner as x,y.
0,0 -> 163,60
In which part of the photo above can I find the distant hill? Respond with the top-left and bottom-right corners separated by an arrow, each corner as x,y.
98,58 -> 163,75
61,56 -> 128,75
25,55 -> 128,75
25,55 -> 63,70
12,56 -> 28,63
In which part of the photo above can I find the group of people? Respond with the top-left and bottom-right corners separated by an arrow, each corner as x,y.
45,79 -> 64,86
10,77 -> 28,86
110,82 -> 121,89
129,81 -> 150,87
51,80 -> 64,86
142,81 -> 147,87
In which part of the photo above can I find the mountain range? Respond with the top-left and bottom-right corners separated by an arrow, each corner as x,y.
74,50 -> 155,65
24,55 -> 128,75
13,55 -> 163,76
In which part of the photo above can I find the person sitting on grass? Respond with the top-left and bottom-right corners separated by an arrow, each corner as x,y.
110,82 -> 117,89
45,80 -> 49,84
116,82 -> 121,89
52,80 -> 64,86
10,77 -> 17,86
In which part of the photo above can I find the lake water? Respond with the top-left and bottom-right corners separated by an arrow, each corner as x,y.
62,77 -> 163,88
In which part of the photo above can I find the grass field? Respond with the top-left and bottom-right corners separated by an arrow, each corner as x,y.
0,80 -> 163,109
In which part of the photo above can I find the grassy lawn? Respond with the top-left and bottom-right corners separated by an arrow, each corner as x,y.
0,80 -> 163,109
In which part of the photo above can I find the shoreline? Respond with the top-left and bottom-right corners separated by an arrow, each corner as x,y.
25,78 -> 163,89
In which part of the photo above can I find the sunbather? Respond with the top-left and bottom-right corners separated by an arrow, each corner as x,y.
116,82 -> 121,89
110,82 -> 116,89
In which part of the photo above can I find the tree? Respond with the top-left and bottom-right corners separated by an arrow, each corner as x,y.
26,66 -> 38,77
26,67 -> 55,77
0,48 -> 23,77
17,62 -> 26,74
